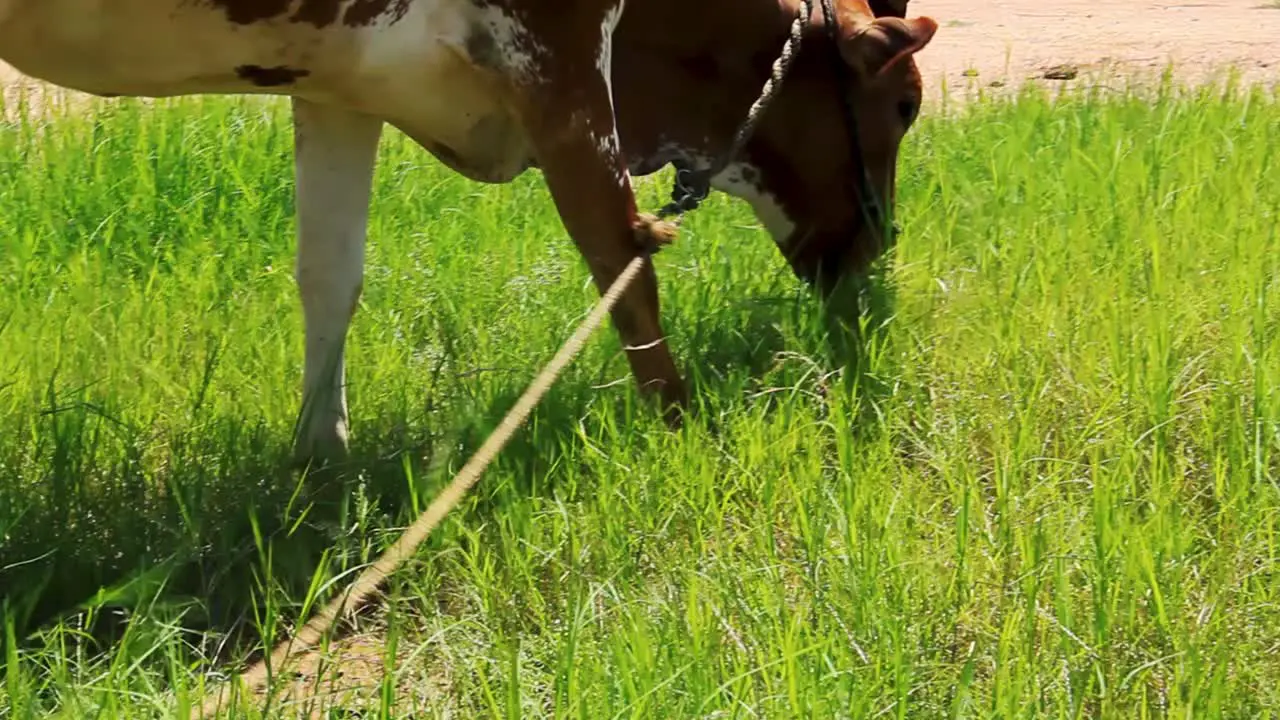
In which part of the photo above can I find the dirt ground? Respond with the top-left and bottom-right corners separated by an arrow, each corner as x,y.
4,0 -> 1279,108
911,0 -> 1280,96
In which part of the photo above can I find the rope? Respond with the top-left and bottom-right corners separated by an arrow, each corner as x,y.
660,0 -> 813,217
194,256 -> 649,718
194,5 -> 819,715
722,0 -> 812,174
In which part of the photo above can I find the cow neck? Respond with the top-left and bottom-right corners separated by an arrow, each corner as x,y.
610,0 -> 799,175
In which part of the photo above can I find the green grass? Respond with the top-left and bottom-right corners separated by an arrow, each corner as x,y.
1,76 -> 1278,718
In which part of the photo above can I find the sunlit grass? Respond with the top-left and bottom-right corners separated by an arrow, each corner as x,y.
1,77 -> 1278,718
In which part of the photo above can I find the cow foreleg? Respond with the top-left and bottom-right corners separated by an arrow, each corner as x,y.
291,98 -> 383,464
518,32 -> 688,424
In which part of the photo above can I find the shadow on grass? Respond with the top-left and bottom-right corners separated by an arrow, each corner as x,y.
0,266 -> 901,667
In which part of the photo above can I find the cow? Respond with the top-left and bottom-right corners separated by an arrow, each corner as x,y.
0,0 -> 937,464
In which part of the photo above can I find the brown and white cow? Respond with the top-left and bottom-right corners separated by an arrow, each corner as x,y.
0,0 -> 936,463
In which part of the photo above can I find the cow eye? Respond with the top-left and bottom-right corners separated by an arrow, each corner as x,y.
897,99 -> 919,125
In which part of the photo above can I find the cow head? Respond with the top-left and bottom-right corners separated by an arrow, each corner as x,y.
715,1 -> 936,296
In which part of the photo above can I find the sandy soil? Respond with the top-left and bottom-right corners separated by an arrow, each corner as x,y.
911,0 -> 1280,96
4,0 -> 1279,109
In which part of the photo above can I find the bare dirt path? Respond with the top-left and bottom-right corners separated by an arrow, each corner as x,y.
911,0 -> 1280,97
4,0 -> 1279,111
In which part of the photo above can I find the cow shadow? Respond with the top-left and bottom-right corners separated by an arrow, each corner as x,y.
2,266 -> 901,666
451,262 -> 902,505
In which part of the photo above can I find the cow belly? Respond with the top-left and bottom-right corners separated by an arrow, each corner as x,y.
0,0 -> 536,182
393,114 -> 534,184
375,58 -> 534,184
0,0 -> 325,96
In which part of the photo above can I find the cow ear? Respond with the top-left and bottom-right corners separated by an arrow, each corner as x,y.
840,16 -> 937,78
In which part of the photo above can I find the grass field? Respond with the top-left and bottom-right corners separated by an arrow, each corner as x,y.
1,76 -> 1278,718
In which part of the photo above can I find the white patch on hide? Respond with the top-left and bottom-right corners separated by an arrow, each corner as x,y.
712,162 -> 796,242
473,4 -> 542,81
593,0 -> 627,187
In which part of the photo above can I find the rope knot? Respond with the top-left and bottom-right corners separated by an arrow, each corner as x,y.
632,212 -> 680,255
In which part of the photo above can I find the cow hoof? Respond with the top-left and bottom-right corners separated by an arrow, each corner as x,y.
655,378 -> 690,430
291,447 -> 350,474
632,212 -> 679,253
661,402 -> 686,430
291,426 -> 351,471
